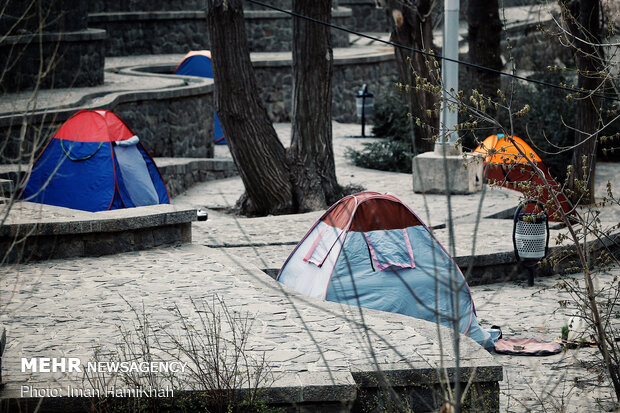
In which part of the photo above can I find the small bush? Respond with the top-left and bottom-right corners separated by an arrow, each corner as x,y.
346,93 -> 413,173
345,140 -> 413,173
371,93 -> 412,142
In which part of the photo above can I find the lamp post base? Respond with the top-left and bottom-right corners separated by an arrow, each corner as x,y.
412,150 -> 484,194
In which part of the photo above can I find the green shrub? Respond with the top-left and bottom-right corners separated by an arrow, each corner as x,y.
345,139 -> 413,172
346,93 -> 414,173
371,93 -> 412,142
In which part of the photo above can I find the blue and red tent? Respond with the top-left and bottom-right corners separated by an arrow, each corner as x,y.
174,50 -> 226,145
22,110 -> 170,212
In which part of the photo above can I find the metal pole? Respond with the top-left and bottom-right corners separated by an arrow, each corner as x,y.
361,84 -> 367,137
436,0 -> 460,153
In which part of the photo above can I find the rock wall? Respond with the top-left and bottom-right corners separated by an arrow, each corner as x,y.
0,82 -> 214,162
159,159 -> 238,197
89,12 -> 209,56
255,54 -> 398,123
246,8 -> 352,52
0,0 -> 89,34
340,0 -> 389,33
88,0 -> 205,12
0,30 -> 106,93
113,94 -> 214,159
0,0 -> 105,92
89,8 -> 352,56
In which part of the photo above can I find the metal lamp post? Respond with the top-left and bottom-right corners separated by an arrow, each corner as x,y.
356,84 -> 374,137
513,200 -> 550,286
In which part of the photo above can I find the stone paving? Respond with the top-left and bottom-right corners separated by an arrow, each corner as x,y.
474,267 -> 620,413
0,244 -> 499,406
177,121 -> 620,411
179,123 -> 619,273
1,121 -> 619,411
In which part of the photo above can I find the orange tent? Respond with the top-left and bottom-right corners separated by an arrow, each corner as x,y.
474,134 -> 573,221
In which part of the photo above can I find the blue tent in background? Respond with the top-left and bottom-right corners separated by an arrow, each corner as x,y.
278,192 -> 494,349
174,51 -> 226,145
22,110 -> 170,212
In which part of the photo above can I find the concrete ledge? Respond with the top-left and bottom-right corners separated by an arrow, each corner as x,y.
455,231 -> 620,285
155,158 -> 238,197
0,204 -> 195,263
1,28 -> 107,45
89,11 -> 206,22
351,363 -> 501,412
0,363 -> 501,412
0,71 -> 214,161
0,48 -> 395,161
89,8 -> 354,22
265,371 -> 357,407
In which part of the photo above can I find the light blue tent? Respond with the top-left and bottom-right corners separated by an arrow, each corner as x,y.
277,192 -> 492,348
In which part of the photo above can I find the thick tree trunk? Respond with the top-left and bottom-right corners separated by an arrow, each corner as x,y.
384,0 -> 438,153
206,0 -> 293,215
561,0 -> 601,205
466,0 -> 502,103
288,0 -> 340,212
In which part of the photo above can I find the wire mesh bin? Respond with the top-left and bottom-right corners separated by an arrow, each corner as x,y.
514,218 -> 547,259
513,200 -> 550,261
513,200 -> 549,286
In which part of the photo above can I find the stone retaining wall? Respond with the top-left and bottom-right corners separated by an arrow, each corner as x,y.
88,0 -> 338,12
0,74 -> 214,162
1,0 -> 89,34
88,0 -> 205,13
0,0 -> 105,93
112,89 -> 214,159
245,8 -> 352,52
157,158 -> 238,197
340,0 -> 389,33
255,53 -> 397,123
0,206 -> 195,263
88,8 -> 351,56
89,11 -> 209,56
0,29 -> 106,93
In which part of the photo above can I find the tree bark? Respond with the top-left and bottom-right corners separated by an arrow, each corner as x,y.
561,0 -> 601,205
206,0 -> 340,215
288,0 -> 340,212
466,0 -> 502,103
383,0 -> 438,153
206,0 -> 293,215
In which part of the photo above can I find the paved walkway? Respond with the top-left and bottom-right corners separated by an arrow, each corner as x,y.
1,121 -> 619,411
173,121 -> 620,411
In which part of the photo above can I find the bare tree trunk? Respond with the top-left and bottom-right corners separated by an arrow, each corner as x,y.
561,0 -> 602,205
383,0 -> 438,153
206,0 -> 293,215
207,0 -> 341,215
288,0 -> 340,212
466,0 -> 502,103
